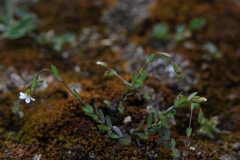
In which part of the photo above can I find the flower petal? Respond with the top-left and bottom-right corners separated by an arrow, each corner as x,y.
25,96 -> 31,103
19,92 -> 27,99
30,97 -> 35,101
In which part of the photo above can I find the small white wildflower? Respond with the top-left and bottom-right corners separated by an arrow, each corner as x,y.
189,146 -> 196,151
19,92 -> 35,104
198,97 -> 207,102
96,61 -> 107,67
124,116 -> 132,123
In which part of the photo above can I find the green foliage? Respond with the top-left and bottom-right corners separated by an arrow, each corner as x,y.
0,0 -> 36,40
21,52 -> 211,159
152,23 -> 169,39
152,17 -> 206,42
202,42 -> 223,60
198,116 -> 220,139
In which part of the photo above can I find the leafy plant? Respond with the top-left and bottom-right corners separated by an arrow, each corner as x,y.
202,42 -> 222,60
0,0 -> 36,40
31,31 -> 77,51
152,17 -> 206,42
19,53 -> 208,159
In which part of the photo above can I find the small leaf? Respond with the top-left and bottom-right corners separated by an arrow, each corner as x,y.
153,23 -> 168,39
191,103 -> 199,111
148,54 -> 156,63
106,115 -> 112,128
92,116 -> 102,123
137,120 -> 144,131
143,92 -> 150,101
131,72 -> 137,83
163,141 -> 171,149
108,131 -> 120,139
186,128 -> 192,137
82,105 -> 94,113
189,17 -> 206,30
31,76 -> 38,90
171,62 -> 182,75
97,125 -> 111,131
104,71 -> 115,77
147,113 -> 153,128
94,103 -> 99,116
113,126 -> 123,137
53,74 -> 62,81
73,88 -> 80,99
103,100 -> 111,108
118,138 -> 131,146
187,92 -> 198,101
163,128 -> 170,140
98,109 -> 105,123
139,72 -> 147,81
51,64 -> 58,74
148,125 -> 161,134
123,134 -> 131,140
160,52 -> 171,60
172,148 -> 180,158
171,138 -> 176,148
137,133 -> 148,139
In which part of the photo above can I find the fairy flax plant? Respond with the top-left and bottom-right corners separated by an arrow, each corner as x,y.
19,53 -> 207,159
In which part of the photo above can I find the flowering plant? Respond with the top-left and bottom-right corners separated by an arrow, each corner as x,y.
19,53 -> 208,159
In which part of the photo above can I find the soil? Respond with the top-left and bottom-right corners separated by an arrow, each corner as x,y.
0,0 -> 240,159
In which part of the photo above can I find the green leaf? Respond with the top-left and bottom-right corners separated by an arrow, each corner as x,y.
148,54 -> 155,63
191,103 -> 199,111
186,128 -> 192,137
187,92 -> 198,101
153,23 -> 169,39
171,138 -> 176,148
171,62 -> 182,75
160,52 -> 171,61
97,125 -> 111,131
137,133 -> 148,139
31,76 -> 38,90
175,96 -> 189,108
137,120 -> 144,131
4,14 -> 35,39
131,72 -> 137,83
163,141 -> 171,149
148,125 -> 161,134
108,131 -> 121,139
147,113 -> 153,128
139,72 -> 147,81
82,105 -> 94,113
118,138 -> 131,146
51,64 -> 58,74
189,17 -> 206,30
92,116 -> 102,123
106,115 -> 112,128
94,103 -> 99,116
143,92 -> 150,101
162,128 -> 170,140
123,134 -> 131,140
53,74 -> 62,81
73,88 -> 80,99
172,148 -> 180,158
98,109 -> 105,123
113,126 -> 123,137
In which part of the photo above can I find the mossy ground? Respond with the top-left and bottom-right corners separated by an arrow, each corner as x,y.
0,0 -> 240,159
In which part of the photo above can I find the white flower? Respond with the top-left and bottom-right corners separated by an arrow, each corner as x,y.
124,116 -> 132,123
19,92 -> 35,103
96,61 -> 107,67
198,97 -> 207,102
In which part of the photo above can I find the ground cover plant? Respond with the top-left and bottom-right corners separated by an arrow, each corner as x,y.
0,0 -> 240,159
